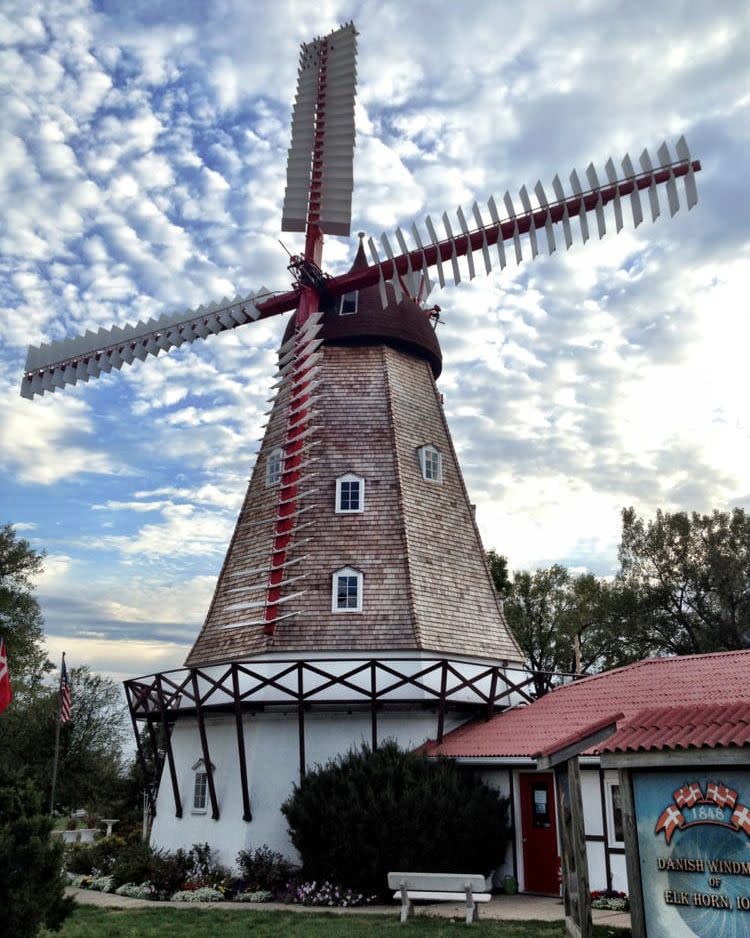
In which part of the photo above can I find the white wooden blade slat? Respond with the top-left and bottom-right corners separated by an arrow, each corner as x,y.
657,141 -> 680,217
456,205 -> 476,280
639,148 -> 660,222
487,196 -> 507,269
425,215 -> 446,289
569,169 -> 590,243
675,135 -> 698,209
503,191 -> 523,264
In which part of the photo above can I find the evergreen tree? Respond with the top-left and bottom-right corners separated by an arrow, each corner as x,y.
0,766 -> 73,936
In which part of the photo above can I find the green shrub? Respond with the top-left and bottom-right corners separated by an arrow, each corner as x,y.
282,741 -> 511,895
236,844 -> 297,893
183,842 -> 232,889
0,768 -> 74,936
110,841 -> 191,898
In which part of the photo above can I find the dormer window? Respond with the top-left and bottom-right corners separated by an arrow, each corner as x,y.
336,473 -> 364,513
332,566 -> 363,612
418,444 -> 442,482
339,291 -> 358,316
266,447 -> 284,487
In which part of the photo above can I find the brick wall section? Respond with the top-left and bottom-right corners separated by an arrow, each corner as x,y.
185,342 -> 521,666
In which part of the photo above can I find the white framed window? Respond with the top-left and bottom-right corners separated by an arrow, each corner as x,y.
190,758 -> 213,813
605,779 -> 624,846
336,473 -> 364,513
339,291 -> 358,316
332,566 -> 363,613
418,444 -> 442,482
266,447 -> 284,487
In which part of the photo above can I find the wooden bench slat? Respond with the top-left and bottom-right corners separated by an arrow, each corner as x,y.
387,872 -> 487,891
392,891 -> 491,902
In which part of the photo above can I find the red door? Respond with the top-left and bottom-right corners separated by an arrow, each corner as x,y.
519,772 -> 560,894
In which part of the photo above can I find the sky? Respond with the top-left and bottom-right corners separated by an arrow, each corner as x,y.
1,0 -> 749,684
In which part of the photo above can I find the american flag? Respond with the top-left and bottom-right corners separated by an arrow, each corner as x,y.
59,655 -> 71,723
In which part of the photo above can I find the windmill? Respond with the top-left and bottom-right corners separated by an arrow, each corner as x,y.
21,23 -> 700,862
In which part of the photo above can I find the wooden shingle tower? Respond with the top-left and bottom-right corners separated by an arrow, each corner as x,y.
20,24 -> 700,861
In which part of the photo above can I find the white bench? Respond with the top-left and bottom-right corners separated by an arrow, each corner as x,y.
387,872 -> 491,924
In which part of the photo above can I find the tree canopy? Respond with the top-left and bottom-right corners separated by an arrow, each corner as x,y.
0,523 -> 50,688
0,523 -> 132,821
617,506 -> 750,655
491,506 -> 750,693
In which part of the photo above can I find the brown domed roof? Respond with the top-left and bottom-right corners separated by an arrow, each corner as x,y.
282,239 -> 443,378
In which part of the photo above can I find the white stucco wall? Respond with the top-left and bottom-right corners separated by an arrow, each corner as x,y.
150,707 -> 466,869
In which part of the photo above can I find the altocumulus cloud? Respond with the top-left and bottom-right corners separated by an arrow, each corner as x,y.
0,0 -> 749,676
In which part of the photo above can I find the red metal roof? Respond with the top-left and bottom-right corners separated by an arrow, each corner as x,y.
598,702 -> 750,754
425,650 -> 750,759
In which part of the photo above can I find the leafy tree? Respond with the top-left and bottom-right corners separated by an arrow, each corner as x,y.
486,549 -> 510,597
617,506 -> 750,655
0,523 -> 51,690
1,663 -> 128,816
282,741 -> 510,895
0,765 -> 73,936
502,565 -> 576,695
502,566 -> 626,694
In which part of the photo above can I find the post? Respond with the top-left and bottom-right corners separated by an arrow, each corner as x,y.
49,652 -> 64,816
618,768 -> 646,938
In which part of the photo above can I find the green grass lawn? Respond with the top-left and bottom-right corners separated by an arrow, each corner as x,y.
46,906 -> 630,937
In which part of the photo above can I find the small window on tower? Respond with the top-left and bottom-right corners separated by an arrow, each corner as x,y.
339,291 -> 358,316
332,566 -> 363,612
190,757 -> 213,813
418,444 -> 442,483
266,447 -> 284,487
336,473 -> 364,513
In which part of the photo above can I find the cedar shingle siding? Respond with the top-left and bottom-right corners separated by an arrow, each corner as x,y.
185,340 -> 521,667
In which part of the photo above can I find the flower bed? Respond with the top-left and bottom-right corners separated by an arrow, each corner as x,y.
590,889 -> 629,911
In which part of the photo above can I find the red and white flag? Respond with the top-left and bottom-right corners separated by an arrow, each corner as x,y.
0,638 -> 12,715
655,804 -> 685,844
673,782 -> 703,809
706,782 -> 738,809
59,654 -> 71,723
731,803 -> 750,838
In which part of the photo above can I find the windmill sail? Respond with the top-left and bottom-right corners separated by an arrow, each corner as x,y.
281,22 -> 357,236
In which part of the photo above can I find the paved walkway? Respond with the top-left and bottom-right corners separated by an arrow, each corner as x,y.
67,887 -> 631,929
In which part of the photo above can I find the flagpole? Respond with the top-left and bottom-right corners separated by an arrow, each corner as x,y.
49,651 -> 64,817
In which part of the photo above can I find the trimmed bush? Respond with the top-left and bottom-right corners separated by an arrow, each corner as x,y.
282,741 -> 511,895
236,844 -> 297,893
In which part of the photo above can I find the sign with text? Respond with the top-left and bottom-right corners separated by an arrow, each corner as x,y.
634,770 -> 750,937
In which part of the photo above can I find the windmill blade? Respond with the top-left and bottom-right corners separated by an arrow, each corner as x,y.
350,138 -> 701,309
281,22 -> 358,237
21,290 -> 269,400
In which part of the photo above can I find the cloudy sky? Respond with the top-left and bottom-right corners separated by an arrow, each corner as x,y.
1,0 -> 748,682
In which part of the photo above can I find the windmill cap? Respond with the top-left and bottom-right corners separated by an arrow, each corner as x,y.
281,240 -> 443,377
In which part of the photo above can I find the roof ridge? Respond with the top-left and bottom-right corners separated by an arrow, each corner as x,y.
546,647 -> 750,699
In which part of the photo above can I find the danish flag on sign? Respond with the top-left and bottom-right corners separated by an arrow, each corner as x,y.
655,804 -> 686,844
673,782 -> 703,808
0,638 -> 12,715
706,782 -> 738,809
730,803 -> 750,838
